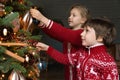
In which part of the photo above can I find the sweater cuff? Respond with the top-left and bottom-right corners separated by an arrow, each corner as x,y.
47,20 -> 53,29
47,46 -> 53,55
38,24 -> 46,28
38,20 -> 53,29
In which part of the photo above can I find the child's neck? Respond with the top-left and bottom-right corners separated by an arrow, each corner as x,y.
72,24 -> 83,30
72,27 -> 82,30
87,43 -> 104,48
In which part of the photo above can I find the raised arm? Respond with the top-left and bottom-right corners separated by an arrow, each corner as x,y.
42,20 -> 83,46
30,9 -> 82,46
35,42 -> 78,65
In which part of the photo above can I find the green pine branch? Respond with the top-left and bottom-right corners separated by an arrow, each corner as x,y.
0,12 -> 19,27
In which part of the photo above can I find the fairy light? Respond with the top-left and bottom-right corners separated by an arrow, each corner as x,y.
0,74 -> 5,80
15,53 -> 18,55
28,46 -> 32,49
2,57 -> 6,60
32,51 -> 35,55
1,74 -> 4,78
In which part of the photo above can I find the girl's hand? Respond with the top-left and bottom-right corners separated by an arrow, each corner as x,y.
30,9 -> 50,27
30,9 -> 43,21
35,42 -> 49,51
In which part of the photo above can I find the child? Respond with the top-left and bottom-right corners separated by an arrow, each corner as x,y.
34,18 -> 119,80
30,4 -> 90,80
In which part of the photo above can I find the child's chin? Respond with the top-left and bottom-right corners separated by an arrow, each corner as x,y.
82,43 -> 86,46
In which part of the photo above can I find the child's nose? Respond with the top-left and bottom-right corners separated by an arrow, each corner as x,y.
80,31 -> 84,36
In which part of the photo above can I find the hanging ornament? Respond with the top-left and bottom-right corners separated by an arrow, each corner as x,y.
24,52 -> 38,66
8,70 -> 26,80
37,58 -> 47,71
21,11 -> 33,31
32,18 -> 40,25
0,3 -> 5,17
0,26 -> 13,41
3,28 -> 7,36
21,7 -> 40,32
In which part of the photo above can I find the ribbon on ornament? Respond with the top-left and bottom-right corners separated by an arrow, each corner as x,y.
22,11 -> 33,31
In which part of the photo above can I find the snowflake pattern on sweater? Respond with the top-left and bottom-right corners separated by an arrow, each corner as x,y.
68,45 -> 119,80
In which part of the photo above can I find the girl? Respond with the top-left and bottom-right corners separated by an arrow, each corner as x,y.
34,18 -> 119,80
30,4 -> 90,80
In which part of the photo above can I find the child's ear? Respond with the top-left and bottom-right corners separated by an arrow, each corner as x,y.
97,36 -> 103,42
81,18 -> 87,23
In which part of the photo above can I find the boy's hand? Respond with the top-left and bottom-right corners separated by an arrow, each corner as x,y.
35,42 -> 49,51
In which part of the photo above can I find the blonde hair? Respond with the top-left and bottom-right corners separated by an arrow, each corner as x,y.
70,3 -> 91,20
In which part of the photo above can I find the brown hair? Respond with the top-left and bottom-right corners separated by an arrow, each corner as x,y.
83,18 -> 116,47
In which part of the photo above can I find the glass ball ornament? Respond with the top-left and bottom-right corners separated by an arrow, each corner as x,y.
24,53 -> 38,66
37,61 -> 47,70
32,18 -> 40,25
0,26 -> 13,41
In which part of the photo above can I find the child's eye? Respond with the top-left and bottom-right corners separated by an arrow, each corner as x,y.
86,29 -> 89,32
73,14 -> 76,17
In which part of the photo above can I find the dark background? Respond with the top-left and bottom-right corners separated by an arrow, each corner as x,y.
30,0 -> 120,50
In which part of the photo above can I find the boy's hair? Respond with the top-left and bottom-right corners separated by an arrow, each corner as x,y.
83,18 -> 116,47
69,3 -> 91,20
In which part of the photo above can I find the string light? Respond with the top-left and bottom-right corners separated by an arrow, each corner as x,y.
1,74 -> 4,78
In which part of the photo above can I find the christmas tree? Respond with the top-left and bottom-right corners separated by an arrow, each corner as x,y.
0,0 -> 43,80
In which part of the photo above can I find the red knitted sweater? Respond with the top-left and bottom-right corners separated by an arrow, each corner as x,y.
47,44 -> 119,80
